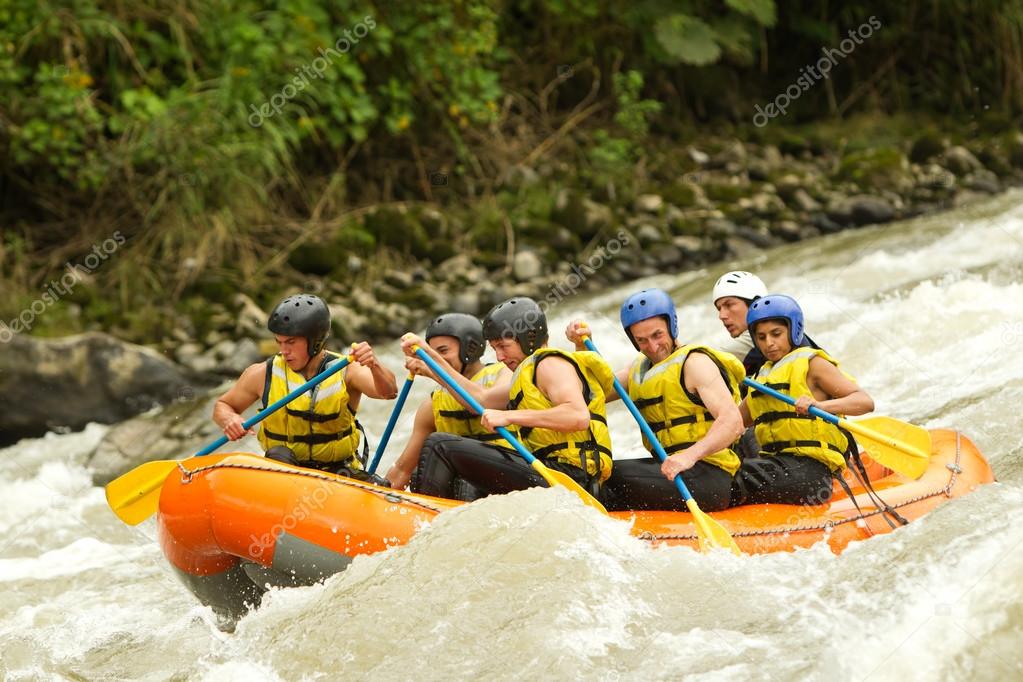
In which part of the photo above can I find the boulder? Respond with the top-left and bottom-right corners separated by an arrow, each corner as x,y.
634,194 -> 664,214
0,332 -> 211,444
941,146 -> 984,176
512,250 -> 544,281
964,169 -> 1000,194
827,195 -> 896,226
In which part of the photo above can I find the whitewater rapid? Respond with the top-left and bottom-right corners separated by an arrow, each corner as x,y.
2,191 -> 1021,680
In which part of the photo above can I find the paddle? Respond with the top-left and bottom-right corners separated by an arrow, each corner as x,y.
105,353 -> 354,526
742,378 -> 931,479
410,344 -> 608,514
582,337 -> 741,554
367,372 -> 415,474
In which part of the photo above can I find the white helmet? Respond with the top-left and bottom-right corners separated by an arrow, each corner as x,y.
712,271 -> 767,304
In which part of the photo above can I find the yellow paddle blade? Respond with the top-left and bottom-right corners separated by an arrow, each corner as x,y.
104,460 -> 179,526
688,500 -> 742,554
530,460 -> 608,514
843,416 -> 932,479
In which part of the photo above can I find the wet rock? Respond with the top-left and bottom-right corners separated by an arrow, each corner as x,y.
909,132 -> 946,163
734,225 -> 775,248
706,218 -> 738,238
513,250 -> 544,281
219,338 -> 262,375
710,140 -> 747,170
770,220 -> 802,242
740,192 -> 786,217
837,147 -> 912,192
0,332 -> 210,443
965,169 -> 1000,194
450,290 -> 482,315
810,213 -> 843,234
941,146 -> 983,176
87,384 -> 231,485
688,147 -> 710,165
791,188 -> 821,212
232,294 -> 267,337
634,194 -> 664,214
328,302 -> 367,343
635,223 -> 664,246
827,195 -> 896,226
383,269 -> 413,289
553,191 -> 613,239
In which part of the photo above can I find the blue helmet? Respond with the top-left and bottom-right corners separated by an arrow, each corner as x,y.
620,288 -> 678,350
746,294 -> 805,347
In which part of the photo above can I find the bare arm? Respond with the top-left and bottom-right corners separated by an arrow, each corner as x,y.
801,356 -> 874,417
345,342 -> 399,406
400,334 -> 509,409
661,353 -> 744,478
384,398 -> 435,490
482,356 -> 589,433
212,361 -> 266,440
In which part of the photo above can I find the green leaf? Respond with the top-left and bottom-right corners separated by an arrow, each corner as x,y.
724,0 -> 776,27
654,14 -> 721,66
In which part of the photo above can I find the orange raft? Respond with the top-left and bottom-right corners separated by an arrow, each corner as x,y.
158,429 -> 994,621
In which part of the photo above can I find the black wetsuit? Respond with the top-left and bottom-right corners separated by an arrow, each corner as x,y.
412,432 -> 596,500
600,458 -> 733,512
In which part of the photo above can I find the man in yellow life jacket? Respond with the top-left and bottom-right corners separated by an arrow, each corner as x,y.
384,312 -> 512,491
213,294 -> 398,481
733,294 -> 874,506
566,288 -> 745,512
400,296 -> 616,499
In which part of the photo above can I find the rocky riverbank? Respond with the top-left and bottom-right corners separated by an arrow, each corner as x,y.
166,127 -> 1023,379
7,123 -> 1023,447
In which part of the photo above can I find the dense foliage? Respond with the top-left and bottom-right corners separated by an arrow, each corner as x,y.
1,0 -> 1021,330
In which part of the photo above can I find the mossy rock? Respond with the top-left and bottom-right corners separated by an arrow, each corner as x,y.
976,145 -> 1013,176
778,132 -> 811,157
289,241 -> 343,275
704,182 -> 750,203
909,131 -> 945,163
364,207 -> 430,260
669,216 -> 704,237
660,181 -> 697,207
836,147 -> 910,190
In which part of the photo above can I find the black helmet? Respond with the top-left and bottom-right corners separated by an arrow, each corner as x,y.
267,294 -> 331,357
482,297 -> 548,357
426,313 -> 485,368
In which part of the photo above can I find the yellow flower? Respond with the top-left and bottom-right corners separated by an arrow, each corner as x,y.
448,103 -> 461,117
396,114 -> 410,131
486,100 -> 497,112
230,66 -> 250,77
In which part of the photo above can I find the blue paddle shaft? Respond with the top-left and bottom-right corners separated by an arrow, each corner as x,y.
196,355 -> 352,457
368,374 -> 415,474
412,347 -> 538,466
582,338 -> 694,503
742,378 -> 839,425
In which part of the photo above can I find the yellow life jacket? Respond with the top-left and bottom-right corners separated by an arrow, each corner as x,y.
257,352 -> 363,467
627,345 -> 745,476
747,347 -> 853,471
508,348 -> 615,482
432,363 -> 515,449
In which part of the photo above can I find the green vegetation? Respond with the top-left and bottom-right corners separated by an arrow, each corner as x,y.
2,1 -> 1022,342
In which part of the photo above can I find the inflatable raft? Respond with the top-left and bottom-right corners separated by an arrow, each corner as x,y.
157,429 -> 994,622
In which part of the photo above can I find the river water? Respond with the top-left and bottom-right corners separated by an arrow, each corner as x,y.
2,191 -> 1022,680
